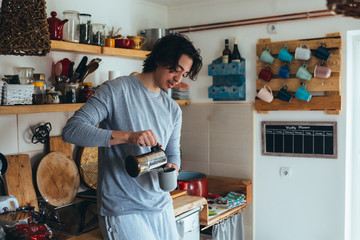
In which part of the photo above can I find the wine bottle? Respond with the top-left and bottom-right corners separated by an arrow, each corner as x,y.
222,39 -> 231,63
231,37 -> 242,63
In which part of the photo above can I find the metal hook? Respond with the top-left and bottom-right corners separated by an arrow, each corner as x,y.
322,80 -> 324,86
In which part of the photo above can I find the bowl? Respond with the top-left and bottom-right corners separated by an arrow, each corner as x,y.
115,39 -> 134,49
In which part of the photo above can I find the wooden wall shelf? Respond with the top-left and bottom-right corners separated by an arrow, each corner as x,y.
0,100 -> 189,115
51,40 -> 150,59
255,33 -> 342,115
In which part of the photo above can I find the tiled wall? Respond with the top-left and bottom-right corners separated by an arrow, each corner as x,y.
180,103 -> 254,239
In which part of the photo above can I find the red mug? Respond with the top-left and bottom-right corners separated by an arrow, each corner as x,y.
54,58 -> 71,77
258,67 -> 273,82
115,39 -> 134,48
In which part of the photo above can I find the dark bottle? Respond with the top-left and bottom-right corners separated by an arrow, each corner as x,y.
231,37 -> 242,63
222,39 -> 231,63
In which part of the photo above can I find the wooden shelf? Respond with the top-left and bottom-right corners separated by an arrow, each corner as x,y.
0,100 -> 189,115
50,40 -> 150,59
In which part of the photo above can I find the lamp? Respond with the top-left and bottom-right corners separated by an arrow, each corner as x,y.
0,0 -> 51,56
327,0 -> 360,18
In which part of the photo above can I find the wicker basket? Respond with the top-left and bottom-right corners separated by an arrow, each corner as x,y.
2,83 -> 33,105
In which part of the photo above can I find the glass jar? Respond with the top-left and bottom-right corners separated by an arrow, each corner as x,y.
29,82 -> 45,105
79,82 -> 94,103
79,13 -> 91,44
33,73 -> 47,91
91,23 -> 105,46
16,67 -> 34,85
65,83 -> 78,103
63,10 -> 80,43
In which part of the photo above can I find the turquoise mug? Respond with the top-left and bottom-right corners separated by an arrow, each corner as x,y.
260,48 -> 275,64
295,84 -> 312,102
296,64 -> 312,81
278,65 -> 290,79
278,45 -> 293,62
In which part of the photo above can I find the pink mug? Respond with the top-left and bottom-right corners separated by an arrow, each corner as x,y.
314,62 -> 331,79
257,84 -> 273,103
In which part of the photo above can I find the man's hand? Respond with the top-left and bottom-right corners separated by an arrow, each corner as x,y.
110,130 -> 158,147
166,163 -> 179,176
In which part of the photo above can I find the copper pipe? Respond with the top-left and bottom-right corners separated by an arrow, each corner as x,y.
169,10 -> 335,33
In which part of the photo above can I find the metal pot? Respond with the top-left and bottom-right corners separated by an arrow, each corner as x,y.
139,28 -> 172,51
178,172 -> 208,198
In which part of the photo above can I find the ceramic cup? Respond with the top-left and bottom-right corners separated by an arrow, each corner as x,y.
260,48 -> 275,64
277,86 -> 293,102
314,62 -> 331,78
314,43 -> 331,61
278,45 -> 293,62
295,44 -> 311,61
0,196 -> 19,213
296,64 -> 312,81
258,66 -> 273,82
295,84 -> 312,102
158,167 -> 177,192
278,65 -> 290,79
257,84 -> 273,103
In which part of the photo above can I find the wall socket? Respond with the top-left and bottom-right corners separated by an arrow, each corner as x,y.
267,23 -> 279,34
280,167 -> 291,178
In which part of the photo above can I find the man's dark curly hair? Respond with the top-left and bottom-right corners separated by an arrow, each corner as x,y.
142,33 -> 202,80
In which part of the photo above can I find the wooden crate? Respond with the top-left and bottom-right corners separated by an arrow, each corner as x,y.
255,33 -> 341,115
199,176 -> 252,228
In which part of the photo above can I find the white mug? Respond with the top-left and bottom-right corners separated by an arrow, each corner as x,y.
257,84 -> 273,103
0,195 -> 19,213
295,44 -> 311,61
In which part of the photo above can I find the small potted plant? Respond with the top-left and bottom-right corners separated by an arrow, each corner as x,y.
105,26 -> 122,48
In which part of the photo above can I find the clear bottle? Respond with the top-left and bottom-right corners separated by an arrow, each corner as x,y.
33,73 -> 47,91
231,37 -> 242,63
63,10 -> 80,43
29,82 -> 45,105
16,67 -> 34,85
79,13 -> 92,44
91,23 -> 105,46
222,39 -> 231,63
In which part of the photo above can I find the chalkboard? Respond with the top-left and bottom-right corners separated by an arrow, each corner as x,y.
262,121 -> 337,158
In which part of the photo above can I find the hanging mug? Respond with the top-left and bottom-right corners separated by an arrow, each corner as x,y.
278,64 -> 290,79
257,84 -> 273,103
295,43 -> 311,61
314,61 -> 331,79
277,85 -> 293,102
295,84 -> 312,102
296,64 -> 312,81
278,45 -> 293,62
260,48 -> 275,64
258,66 -> 273,82
314,43 -> 331,61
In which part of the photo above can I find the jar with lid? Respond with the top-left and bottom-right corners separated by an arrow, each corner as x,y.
33,73 -> 47,91
91,23 -> 105,46
79,13 -> 91,44
29,82 -> 45,105
62,10 -> 80,43
16,67 -> 34,85
65,83 -> 78,103
79,82 -> 94,103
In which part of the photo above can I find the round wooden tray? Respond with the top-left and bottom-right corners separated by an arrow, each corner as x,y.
36,152 -> 80,207
76,147 -> 98,190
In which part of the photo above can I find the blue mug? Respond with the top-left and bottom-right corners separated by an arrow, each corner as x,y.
278,65 -> 290,79
295,84 -> 312,102
278,46 -> 293,62
314,43 -> 331,61
277,86 -> 293,102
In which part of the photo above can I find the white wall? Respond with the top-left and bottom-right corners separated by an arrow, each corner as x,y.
167,0 -> 360,239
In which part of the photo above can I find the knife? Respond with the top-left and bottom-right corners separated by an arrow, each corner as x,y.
70,56 -> 88,82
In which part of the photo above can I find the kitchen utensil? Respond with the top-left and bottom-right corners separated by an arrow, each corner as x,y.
36,152 -> 80,207
177,171 -> 208,198
69,56 -> 88,82
80,62 -> 99,82
0,195 -> 19,213
158,167 -> 177,192
3,154 -> 39,211
77,147 -> 98,190
68,61 -> 75,78
49,136 -> 72,159
140,28 -> 171,51
125,143 -> 167,178
47,11 -> 68,40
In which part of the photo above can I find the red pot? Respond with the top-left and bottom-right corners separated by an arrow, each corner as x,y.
177,172 -> 208,198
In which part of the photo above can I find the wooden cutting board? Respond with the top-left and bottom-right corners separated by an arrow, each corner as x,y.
36,152 -> 80,207
3,154 -> 39,211
77,147 -> 98,190
49,136 -> 72,159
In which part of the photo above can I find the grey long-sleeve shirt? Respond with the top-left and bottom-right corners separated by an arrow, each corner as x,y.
62,75 -> 182,216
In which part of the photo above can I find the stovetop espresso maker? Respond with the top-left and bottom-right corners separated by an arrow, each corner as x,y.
125,143 -> 167,178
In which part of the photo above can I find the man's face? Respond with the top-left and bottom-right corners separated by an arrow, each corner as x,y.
154,54 -> 193,92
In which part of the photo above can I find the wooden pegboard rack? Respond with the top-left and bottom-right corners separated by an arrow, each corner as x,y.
255,33 -> 341,115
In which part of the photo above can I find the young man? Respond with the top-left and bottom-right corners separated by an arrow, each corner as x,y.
62,33 -> 202,240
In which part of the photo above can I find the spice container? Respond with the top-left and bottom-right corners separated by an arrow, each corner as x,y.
65,84 -> 78,103
63,10 -> 80,43
29,82 -> 45,105
92,23 -> 105,46
46,87 -> 60,104
33,73 -> 47,91
79,13 -> 91,44
79,82 -> 94,103
16,67 -> 34,85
